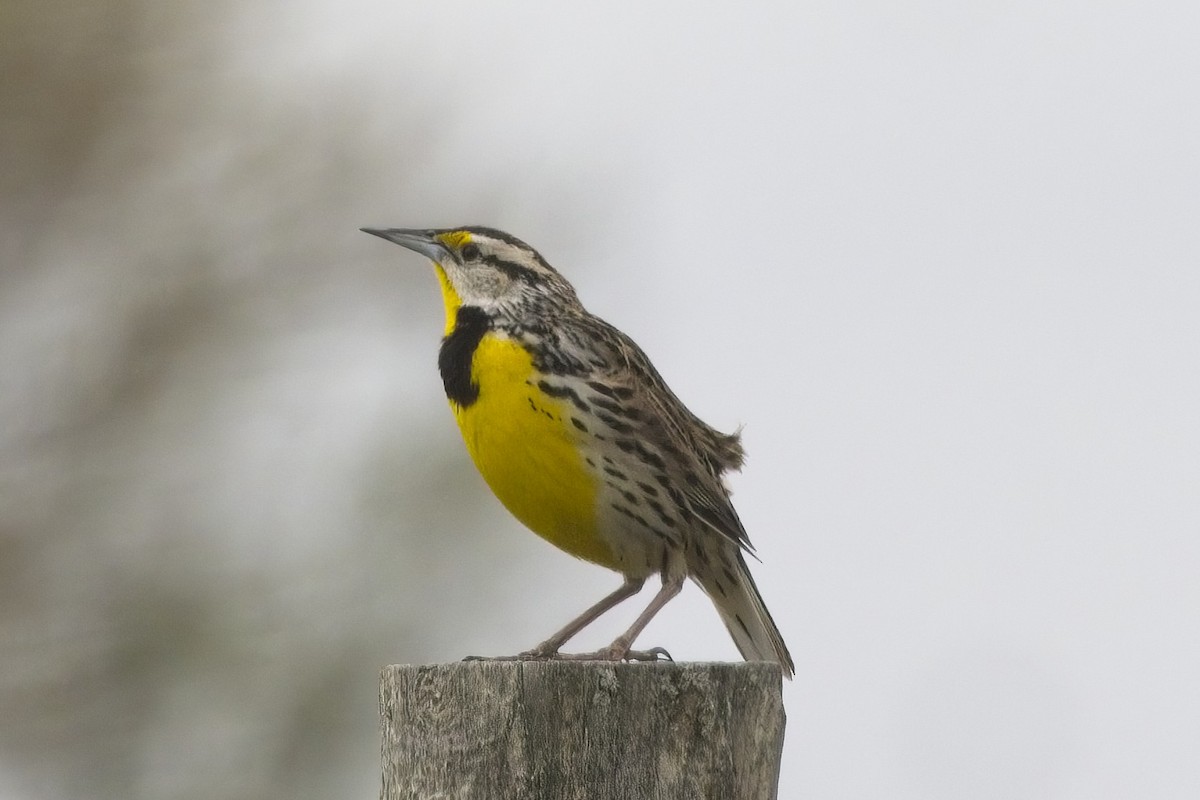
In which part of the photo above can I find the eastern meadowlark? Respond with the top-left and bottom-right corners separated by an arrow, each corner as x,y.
362,226 -> 794,676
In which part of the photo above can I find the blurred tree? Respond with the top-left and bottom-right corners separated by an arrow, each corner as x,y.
0,3 -> 514,799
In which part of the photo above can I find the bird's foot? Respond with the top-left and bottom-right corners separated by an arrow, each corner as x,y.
551,644 -> 673,663
465,644 -> 672,664
463,646 -> 557,663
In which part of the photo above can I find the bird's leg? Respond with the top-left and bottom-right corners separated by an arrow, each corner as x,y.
553,573 -> 684,663
523,575 -> 646,657
466,576 -> 645,662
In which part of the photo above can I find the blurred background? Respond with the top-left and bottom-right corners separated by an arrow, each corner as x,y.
3,1 -> 1198,798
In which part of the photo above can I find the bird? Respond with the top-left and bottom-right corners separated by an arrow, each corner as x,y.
361,225 -> 794,676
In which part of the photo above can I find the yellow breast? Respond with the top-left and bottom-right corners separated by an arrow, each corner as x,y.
449,331 -> 617,568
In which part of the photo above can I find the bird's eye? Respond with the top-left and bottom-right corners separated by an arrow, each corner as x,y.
460,244 -> 481,262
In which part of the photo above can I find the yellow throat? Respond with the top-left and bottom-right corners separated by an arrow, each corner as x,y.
432,263 -> 615,568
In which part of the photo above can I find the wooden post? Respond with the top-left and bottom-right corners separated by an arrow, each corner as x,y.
379,661 -> 785,800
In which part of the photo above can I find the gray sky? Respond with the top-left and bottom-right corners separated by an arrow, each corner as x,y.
3,1 -> 1198,798
336,3 -> 1200,795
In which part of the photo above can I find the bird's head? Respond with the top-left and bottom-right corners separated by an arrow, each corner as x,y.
361,226 -> 579,330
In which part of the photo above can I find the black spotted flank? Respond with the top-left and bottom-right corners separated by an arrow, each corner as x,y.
603,465 -> 628,481
610,502 -> 650,529
589,395 -> 625,416
646,499 -> 675,527
584,381 -> 636,401
586,381 -> 617,398
594,411 -> 634,435
536,380 -> 590,413
634,442 -> 667,472
439,305 -> 489,407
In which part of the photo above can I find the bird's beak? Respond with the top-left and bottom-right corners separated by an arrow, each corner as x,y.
360,228 -> 451,264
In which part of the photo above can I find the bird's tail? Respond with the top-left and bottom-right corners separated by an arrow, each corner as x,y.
692,550 -> 795,678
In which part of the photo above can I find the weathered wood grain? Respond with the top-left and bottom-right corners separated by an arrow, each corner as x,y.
380,661 -> 785,800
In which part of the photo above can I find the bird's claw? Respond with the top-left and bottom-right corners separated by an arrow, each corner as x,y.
464,644 -> 673,664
